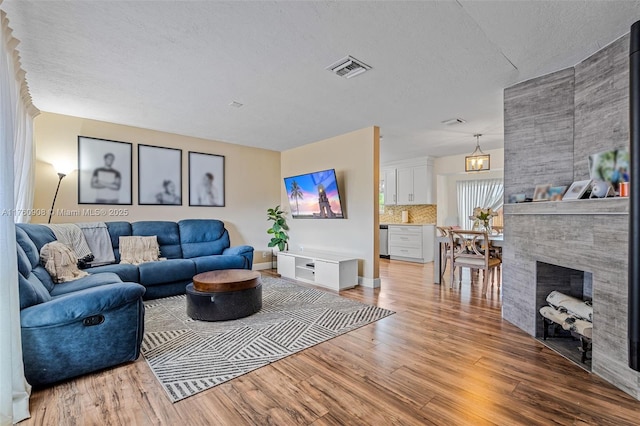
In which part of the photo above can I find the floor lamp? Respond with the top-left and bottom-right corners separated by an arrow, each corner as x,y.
48,172 -> 66,224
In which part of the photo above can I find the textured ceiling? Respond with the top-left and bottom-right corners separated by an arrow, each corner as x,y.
2,1 -> 640,162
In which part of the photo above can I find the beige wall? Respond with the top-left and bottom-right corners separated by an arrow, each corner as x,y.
33,112 -> 281,266
434,148 -> 504,226
280,127 -> 380,286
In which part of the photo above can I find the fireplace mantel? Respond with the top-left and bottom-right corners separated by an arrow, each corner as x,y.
505,198 -> 629,216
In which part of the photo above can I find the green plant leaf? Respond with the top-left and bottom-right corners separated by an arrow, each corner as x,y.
267,205 -> 289,247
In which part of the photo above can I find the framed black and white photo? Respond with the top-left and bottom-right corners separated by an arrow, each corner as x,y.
189,151 -> 225,207
138,144 -> 182,205
78,136 -> 132,205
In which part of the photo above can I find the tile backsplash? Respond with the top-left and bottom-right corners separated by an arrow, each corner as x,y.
380,204 -> 437,224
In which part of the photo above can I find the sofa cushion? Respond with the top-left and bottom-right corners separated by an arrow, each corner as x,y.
16,223 -> 57,253
16,226 -> 41,269
89,263 -> 140,283
138,259 -> 196,286
105,221 -> 132,262
16,227 -> 56,292
191,255 -> 246,274
50,272 -> 123,297
16,242 -> 32,278
18,274 -> 51,309
16,240 -> 51,309
132,221 -> 182,259
179,219 -> 230,258
31,265 -> 56,293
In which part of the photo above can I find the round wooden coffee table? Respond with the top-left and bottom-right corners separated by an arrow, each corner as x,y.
186,269 -> 262,321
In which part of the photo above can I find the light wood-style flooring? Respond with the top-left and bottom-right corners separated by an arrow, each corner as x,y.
20,260 -> 640,425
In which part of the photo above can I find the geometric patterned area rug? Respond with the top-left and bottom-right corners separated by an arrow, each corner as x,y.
141,277 -> 394,402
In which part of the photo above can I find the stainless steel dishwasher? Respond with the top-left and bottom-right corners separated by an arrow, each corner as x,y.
380,224 -> 389,258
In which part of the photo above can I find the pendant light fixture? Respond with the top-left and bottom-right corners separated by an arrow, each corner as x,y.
465,134 -> 490,172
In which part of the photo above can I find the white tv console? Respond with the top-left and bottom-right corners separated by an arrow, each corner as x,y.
277,250 -> 358,291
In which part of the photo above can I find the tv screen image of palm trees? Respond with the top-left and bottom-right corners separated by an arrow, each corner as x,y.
283,169 -> 344,219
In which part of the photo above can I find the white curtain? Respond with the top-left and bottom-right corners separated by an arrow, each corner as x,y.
456,178 -> 504,230
0,4 -> 38,424
12,100 -> 35,224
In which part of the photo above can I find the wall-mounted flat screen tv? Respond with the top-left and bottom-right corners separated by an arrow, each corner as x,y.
283,168 -> 345,219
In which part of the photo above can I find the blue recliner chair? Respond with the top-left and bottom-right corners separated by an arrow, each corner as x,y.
15,226 -> 146,386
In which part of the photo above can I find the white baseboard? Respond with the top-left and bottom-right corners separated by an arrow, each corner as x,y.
358,276 -> 381,288
253,263 -> 274,271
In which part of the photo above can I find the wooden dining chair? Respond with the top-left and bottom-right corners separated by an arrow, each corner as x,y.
448,229 -> 502,295
436,226 -> 453,280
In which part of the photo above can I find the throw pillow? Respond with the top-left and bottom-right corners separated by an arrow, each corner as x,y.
119,235 -> 160,265
40,241 -> 89,283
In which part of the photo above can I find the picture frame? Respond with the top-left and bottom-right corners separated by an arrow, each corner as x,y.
188,151 -> 225,207
533,184 -> 551,201
562,179 -> 593,200
589,148 -> 629,190
508,193 -> 526,204
138,144 -> 182,205
548,185 -> 568,201
78,136 -> 132,205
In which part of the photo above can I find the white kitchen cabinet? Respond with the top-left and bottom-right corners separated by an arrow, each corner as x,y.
382,168 -> 397,205
388,224 -> 435,263
396,167 -> 412,204
396,164 -> 433,205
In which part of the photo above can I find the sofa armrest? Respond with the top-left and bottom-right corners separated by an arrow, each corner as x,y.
20,283 -> 145,328
223,245 -> 253,256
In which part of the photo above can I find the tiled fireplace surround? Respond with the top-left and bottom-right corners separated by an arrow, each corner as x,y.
503,199 -> 631,392
503,33 -> 640,398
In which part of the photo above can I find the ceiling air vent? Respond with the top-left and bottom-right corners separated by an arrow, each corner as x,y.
326,55 -> 371,79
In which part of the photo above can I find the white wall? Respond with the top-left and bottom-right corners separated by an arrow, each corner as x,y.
280,127 -> 380,287
434,148 -> 504,226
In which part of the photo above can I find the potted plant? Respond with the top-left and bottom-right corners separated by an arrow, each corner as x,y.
267,205 -> 289,268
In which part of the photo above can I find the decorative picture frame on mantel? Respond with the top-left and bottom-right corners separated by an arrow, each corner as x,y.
549,186 -> 568,201
562,179 -> 593,201
533,184 -> 552,201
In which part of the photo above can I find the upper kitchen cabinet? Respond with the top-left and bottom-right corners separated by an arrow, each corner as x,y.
382,168 -> 397,205
386,158 -> 434,205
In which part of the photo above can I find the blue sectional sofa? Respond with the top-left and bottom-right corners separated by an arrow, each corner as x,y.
15,219 -> 254,386
18,219 -> 255,299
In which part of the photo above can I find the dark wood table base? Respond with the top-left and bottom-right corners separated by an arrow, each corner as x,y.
186,269 -> 262,321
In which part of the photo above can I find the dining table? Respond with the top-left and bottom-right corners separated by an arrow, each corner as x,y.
433,232 -> 504,284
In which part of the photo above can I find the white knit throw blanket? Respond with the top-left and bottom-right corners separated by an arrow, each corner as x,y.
45,224 -> 93,259
40,242 -> 89,283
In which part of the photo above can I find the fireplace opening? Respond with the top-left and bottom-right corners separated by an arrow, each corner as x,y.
535,261 -> 593,371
